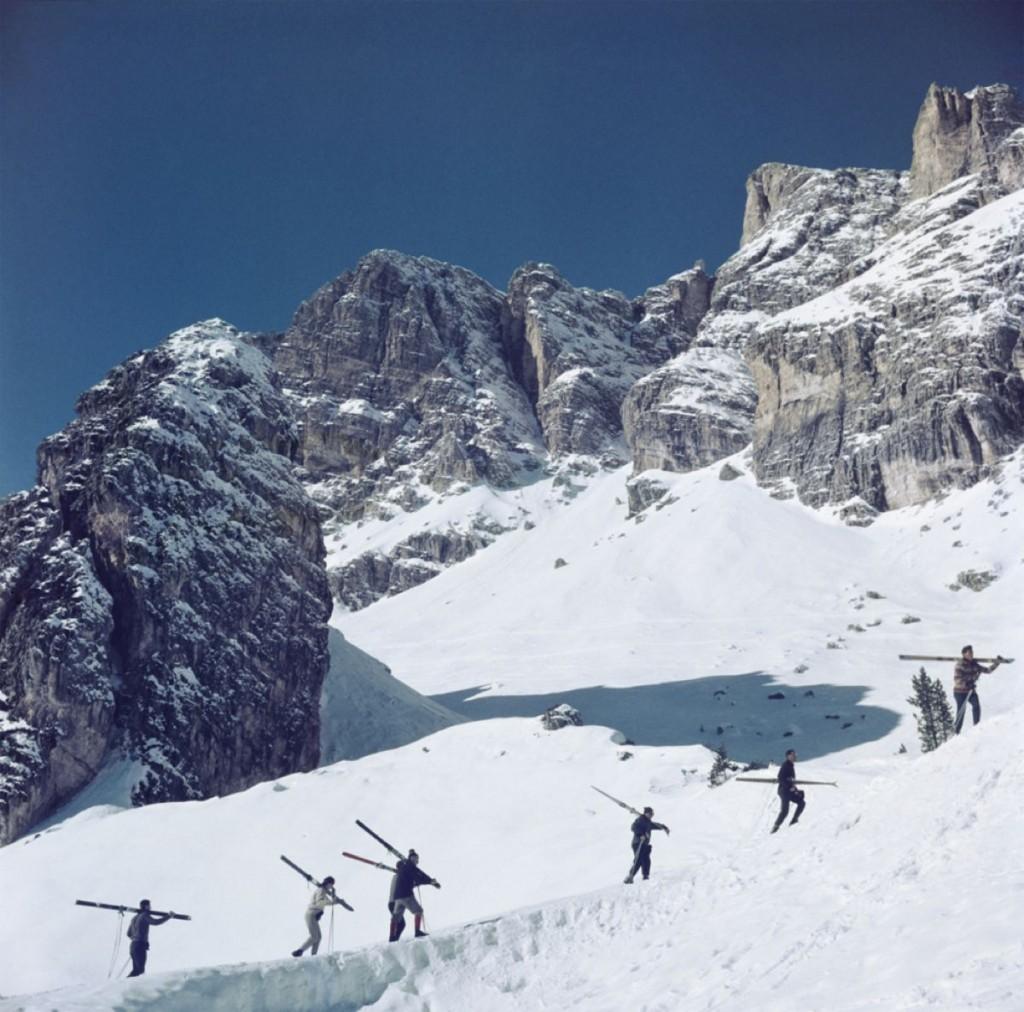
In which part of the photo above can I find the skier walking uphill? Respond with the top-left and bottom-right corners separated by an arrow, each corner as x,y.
771,749 -> 806,833
389,850 -> 440,941
291,876 -> 343,957
953,645 -> 1005,734
126,899 -> 173,977
624,807 -> 670,883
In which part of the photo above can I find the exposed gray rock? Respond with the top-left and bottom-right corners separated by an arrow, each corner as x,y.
622,348 -> 757,473
275,250 -> 546,522
504,263 -> 698,458
541,703 -> 582,730
0,488 -> 114,844
718,462 -> 743,481
330,525 -> 493,611
954,569 -> 998,592
0,321 -> 332,841
625,474 -> 672,516
909,83 -> 1024,198
747,183 -> 1024,509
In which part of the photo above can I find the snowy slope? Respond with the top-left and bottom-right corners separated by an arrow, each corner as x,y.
1,448 -> 1021,1009
338,449 -> 1022,763
2,704 -> 1021,1010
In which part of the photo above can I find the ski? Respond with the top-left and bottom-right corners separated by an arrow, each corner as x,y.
355,819 -> 406,863
898,654 -> 1013,664
279,855 -> 354,911
590,785 -> 643,816
734,777 -> 838,787
342,850 -> 397,873
75,900 -> 191,921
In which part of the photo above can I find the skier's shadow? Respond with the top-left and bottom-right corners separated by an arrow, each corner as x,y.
431,673 -> 900,762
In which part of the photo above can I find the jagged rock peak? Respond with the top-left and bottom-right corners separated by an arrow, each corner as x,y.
0,320 -> 332,842
910,82 -> 1024,198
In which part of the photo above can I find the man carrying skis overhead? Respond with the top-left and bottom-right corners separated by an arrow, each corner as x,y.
953,645 -> 1004,734
292,875 -> 343,957
624,806 -> 670,883
771,749 -> 805,833
389,849 -> 440,941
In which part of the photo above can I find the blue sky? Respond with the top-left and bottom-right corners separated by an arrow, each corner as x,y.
1,0 -> 1021,496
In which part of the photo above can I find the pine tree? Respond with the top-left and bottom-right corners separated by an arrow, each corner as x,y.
907,666 -> 953,752
708,743 -> 730,787
930,676 -> 955,743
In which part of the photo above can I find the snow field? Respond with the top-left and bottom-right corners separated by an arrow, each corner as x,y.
4,708 -> 1021,1011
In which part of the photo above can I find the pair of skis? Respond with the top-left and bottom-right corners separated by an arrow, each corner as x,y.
342,820 -> 437,883
280,855 -> 354,911
76,900 -> 191,921
898,654 -> 1013,664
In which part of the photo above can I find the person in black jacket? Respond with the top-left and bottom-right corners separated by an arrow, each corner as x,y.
126,899 -> 173,977
771,749 -> 806,833
388,849 -> 440,941
624,807 -> 670,883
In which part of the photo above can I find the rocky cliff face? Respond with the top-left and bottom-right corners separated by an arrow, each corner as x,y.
0,321 -> 331,842
274,252 -> 546,522
624,82 -> 1024,514
910,83 -> 1024,198
274,251 -> 705,609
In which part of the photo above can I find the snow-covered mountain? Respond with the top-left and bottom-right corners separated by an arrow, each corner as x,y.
1,81 -> 1022,1008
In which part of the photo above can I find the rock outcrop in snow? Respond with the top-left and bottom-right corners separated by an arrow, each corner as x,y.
0,322 -> 332,842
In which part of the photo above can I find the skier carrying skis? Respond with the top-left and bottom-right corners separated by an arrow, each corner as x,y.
388,850 -> 440,941
291,875 -> 342,957
126,899 -> 173,977
624,806 -> 670,883
953,645 -> 1004,734
771,749 -> 805,833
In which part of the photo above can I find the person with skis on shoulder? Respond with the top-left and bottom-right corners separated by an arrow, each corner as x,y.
291,875 -> 342,957
126,899 -> 174,977
624,806 -> 670,883
953,645 -> 1004,734
388,849 -> 440,941
771,748 -> 805,833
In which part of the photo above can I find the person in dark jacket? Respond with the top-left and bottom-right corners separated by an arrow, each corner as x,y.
771,749 -> 805,833
126,899 -> 173,977
388,850 -> 440,941
624,806 -> 670,883
953,645 -> 1004,733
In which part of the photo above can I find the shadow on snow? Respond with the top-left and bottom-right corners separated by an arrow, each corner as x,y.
431,672 -> 901,762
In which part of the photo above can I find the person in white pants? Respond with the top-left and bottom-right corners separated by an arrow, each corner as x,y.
292,876 -> 339,956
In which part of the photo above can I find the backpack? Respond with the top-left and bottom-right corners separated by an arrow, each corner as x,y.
127,915 -> 139,941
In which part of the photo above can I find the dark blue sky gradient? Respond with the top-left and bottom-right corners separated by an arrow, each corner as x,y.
1,0 -> 1022,495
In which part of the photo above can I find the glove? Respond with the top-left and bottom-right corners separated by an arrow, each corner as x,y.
433,880 -> 441,889
664,827 -> 670,836
387,901 -> 395,913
